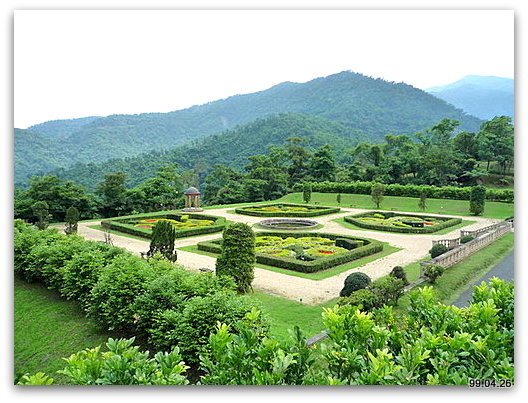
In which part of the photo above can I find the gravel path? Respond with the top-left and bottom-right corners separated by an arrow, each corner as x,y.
74,208 -> 499,305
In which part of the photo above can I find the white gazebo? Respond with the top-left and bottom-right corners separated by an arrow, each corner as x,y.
183,186 -> 203,212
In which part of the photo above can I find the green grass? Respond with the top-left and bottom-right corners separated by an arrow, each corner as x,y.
14,277 -> 112,384
397,232 -> 514,310
245,293 -> 339,341
333,217 -> 476,235
179,243 -> 401,280
276,192 -> 514,219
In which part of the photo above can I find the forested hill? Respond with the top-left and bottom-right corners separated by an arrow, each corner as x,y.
50,113 -> 362,190
16,70 -> 481,184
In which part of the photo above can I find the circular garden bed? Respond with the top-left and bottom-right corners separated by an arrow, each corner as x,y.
344,211 -> 462,234
235,203 -> 340,217
257,218 -> 319,230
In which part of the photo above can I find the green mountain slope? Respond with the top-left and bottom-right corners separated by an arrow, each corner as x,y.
50,113 -> 362,190
426,75 -> 513,120
15,70 -> 482,183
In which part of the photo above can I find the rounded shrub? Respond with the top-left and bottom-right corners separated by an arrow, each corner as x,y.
340,288 -> 380,311
429,244 -> 448,258
216,223 -> 256,293
460,235 -> 475,244
340,272 -> 371,297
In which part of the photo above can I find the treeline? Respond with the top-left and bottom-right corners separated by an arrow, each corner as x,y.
15,116 -> 513,223
202,116 -> 514,204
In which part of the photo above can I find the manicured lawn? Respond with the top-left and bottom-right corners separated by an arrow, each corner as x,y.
397,232 -> 514,310
14,277 -> 112,384
276,192 -> 514,219
333,217 -> 476,235
179,243 -> 401,280
246,293 -> 339,341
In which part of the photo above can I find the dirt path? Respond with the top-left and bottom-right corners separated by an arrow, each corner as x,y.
74,209 -> 499,305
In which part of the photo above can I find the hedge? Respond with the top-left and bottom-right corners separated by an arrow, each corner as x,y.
101,212 -> 226,239
13,221 -> 262,366
234,203 -> 340,217
197,231 -> 383,273
293,181 -> 514,203
344,211 -> 462,234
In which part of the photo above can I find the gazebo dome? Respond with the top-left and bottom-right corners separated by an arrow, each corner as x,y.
184,186 -> 201,195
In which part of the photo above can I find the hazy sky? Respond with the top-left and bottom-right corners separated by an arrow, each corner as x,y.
14,9 -> 514,128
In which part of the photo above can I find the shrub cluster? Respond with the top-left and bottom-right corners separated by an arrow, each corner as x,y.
345,211 -> 462,234
294,181 -> 513,203
198,232 -> 383,274
234,203 -> 340,217
429,244 -> 449,258
340,275 -> 406,310
101,212 -> 226,239
14,221 -> 264,365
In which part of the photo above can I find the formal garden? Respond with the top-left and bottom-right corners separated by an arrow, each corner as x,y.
344,211 -> 462,233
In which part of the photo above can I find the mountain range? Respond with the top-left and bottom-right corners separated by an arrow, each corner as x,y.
15,70 -> 482,185
426,75 -> 513,120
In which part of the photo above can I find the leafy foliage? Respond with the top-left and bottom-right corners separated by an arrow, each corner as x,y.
423,264 -> 445,283
64,206 -> 80,235
371,183 -> 385,209
390,266 -> 409,285
31,201 -> 51,230
216,223 -> 256,293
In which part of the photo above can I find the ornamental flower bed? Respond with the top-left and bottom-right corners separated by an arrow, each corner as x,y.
101,212 -> 226,239
235,203 -> 340,217
197,232 -> 383,273
344,211 -> 462,234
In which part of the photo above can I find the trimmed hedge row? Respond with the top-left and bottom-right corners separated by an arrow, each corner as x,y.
344,212 -> 462,234
13,220 -> 263,366
293,181 -> 514,203
101,212 -> 226,239
234,203 -> 340,217
197,231 -> 383,273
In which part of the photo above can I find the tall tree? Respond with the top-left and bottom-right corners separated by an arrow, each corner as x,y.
286,137 -> 312,185
476,116 -> 514,173
96,172 -> 129,217
309,145 -> 336,182
371,182 -> 385,209
64,206 -> 80,235
32,201 -> 51,230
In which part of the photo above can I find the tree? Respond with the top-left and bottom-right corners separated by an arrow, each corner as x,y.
371,183 -> 385,209
245,154 -> 289,200
303,183 -> 312,203
423,264 -> 445,283
469,185 -> 486,215
216,223 -> 256,293
418,192 -> 427,212
64,206 -> 80,235
476,116 -> 514,172
96,172 -> 129,217
131,164 -> 183,212
336,193 -> 342,205
286,137 -> 312,185
390,266 -> 409,285
31,201 -> 51,230
309,145 -> 336,182
146,220 -> 177,262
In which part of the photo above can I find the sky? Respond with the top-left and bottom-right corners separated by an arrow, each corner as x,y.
14,9 -> 514,128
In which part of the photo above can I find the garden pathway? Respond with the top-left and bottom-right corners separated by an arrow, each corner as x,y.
73,208 -> 500,305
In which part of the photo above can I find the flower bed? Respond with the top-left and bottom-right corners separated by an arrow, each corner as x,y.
101,212 -> 226,239
344,211 -> 462,234
197,232 -> 383,273
235,203 -> 340,217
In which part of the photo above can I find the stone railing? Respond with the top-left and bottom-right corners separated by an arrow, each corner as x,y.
460,221 -> 508,238
421,221 -> 512,275
432,238 -> 460,250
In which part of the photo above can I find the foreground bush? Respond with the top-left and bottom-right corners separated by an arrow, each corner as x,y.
340,275 -> 405,310
18,279 -> 513,385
